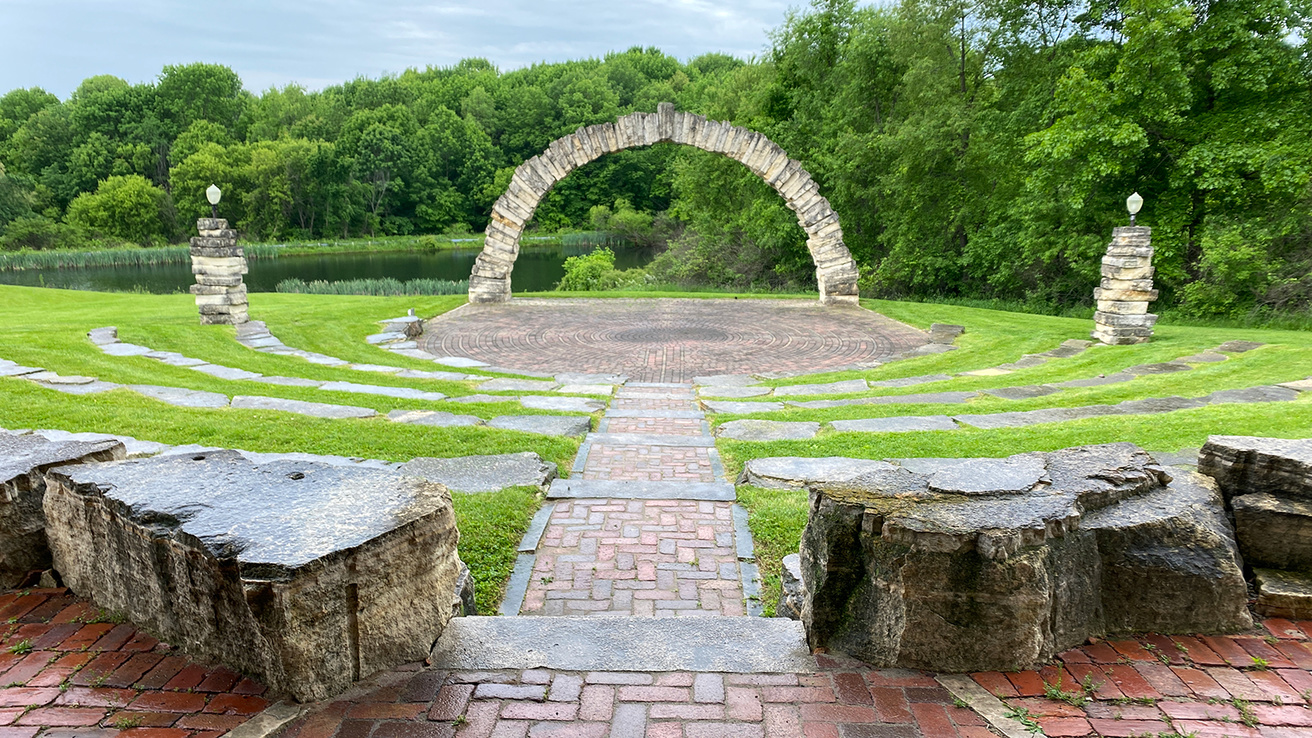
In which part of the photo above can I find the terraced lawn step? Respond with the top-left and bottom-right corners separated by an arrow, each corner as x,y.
547,479 -> 735,501
429,616 -> 813,673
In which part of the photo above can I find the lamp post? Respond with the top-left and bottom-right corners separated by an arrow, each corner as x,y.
206,184 -> 222,219
1126,191 -> 1143,226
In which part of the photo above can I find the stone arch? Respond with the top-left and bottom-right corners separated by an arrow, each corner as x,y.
469,102 -> 860,305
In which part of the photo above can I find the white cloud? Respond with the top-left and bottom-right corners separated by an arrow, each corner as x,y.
0,0 -> 797,97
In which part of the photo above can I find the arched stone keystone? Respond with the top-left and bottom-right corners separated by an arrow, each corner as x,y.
469,103 -> 860,306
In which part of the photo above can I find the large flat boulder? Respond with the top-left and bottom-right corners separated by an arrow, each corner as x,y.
799,443 -> 1249,673
400,452 -> 557,493
0,434 -> 124,588
1199,435 -> 1312,503
1230,493 -> 1312,570
43,450 -> 462,702
740,457 -> 899,489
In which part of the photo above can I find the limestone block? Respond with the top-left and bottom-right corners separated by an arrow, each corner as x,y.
200,309 -> 248,325
1102,277 -> 1156,292
573,127 -> 595,163
512,163 -> 550,196
777,553 -> 806,620
0,434 -> 124,589
190,283 -> 247,297
190,236 -> 240,250
1091,331 -> 1150,346
1094,288 -> 1159,302
1094,311 -> 1158,327
676,112 -> 697,145
1096,300 -> 1150,316
642,112 -> 660,146
1111,226 -> 1152,246
194,292 -> 246,307
799,444 -> 1249,672
1199,435 -> 1312,503
191,256 -> 246,271
657,102 -> 676,140
194,274 -> 244,288
198,229 -> 237,239
44,451 -> 461,702
196,218 -> 228,231
1255,569 -> 1312,619
1102,255 -> 1151,270
199,303 -> 248,317
1083,471 -> 1251,634
189,245 -> 243,259
1102,263 -> 1155,280
1107,244 -> 1154,258
1232,493 -> 1312,569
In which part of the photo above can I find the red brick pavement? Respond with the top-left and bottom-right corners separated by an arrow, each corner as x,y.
602,418 -> 703,436
582,446 -> 717,482
0,589 -> 268,738
421,299 -> 929,383
971,622 -> 1312,738
276,654 -> 989,738
520,499 -> 743,617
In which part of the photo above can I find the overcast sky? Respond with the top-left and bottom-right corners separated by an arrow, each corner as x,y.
0,0 -> 808,98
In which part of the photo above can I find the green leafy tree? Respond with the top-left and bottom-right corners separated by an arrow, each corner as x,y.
66,174 -> 175,244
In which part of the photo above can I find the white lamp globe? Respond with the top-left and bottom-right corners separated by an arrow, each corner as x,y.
206,184 -> 222,206
1126,192 -> 1143,216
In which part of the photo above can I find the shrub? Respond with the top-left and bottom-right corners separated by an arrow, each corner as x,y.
556,247 -> 649,291
0,216 -> 85,251
66,175 -> 175,245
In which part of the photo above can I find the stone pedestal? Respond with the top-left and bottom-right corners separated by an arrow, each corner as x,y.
1093,226 -> 1157,345
190,218 -> 248,325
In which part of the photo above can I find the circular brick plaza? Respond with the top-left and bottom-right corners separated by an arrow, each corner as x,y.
422,298 -> 929,382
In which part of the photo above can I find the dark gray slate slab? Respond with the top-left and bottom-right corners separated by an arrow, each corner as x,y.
716,420 -> 819,441
994,356 -> 1049,371
1038,340 -> 1093,359
741,457 -> 899,489
35,380 -> 121,395
319,381 -> 446,402
401,452 -> 557,493
366,332 -> 406,344
519,396 -> 605,413
1125,362 -> 1193,375
830,416 -> 958,433
396,369 -> 479,381
1177,352 -> 1228,363
499,553 -> 535,616
0,364 -> 44,377
447,394 -> 522,404
703,401 -> 785,414
519,504 -> 556,552
150,353 -> 208,367
129,385 -> 230,409
983,385 -> 1060,400
489,415 -> 591,437
387,410 -> 483,427
774,379 -> 869,397
347,363 -> 402,373
928,324 -> 964,344
253,376 -> 325,388
869,374 -> 953,388
928,453 -> 1047,495
1053,373 -> 1134,388
547,479 -> 735,501
1206,386 -> 1300,404
953,405 -> 1124,430
232,395 -> 377,419
785,391 -> 978,410
481,378 -> 559,392
888,458 -> 970,475
1116,396 -> 1208,414
699,386 -> 772,398
1217,341 -> 1265,353
31,430 -> 167,458
87,327 -> 118,345
908,343 -> 956,356
190,364 -> 262,381
693,374 -> 760,387
101,343 -> 153,357
27,372 -> 95,385
430,616 -> 813,672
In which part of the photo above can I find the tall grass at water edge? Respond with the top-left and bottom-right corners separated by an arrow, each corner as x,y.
275,277 -> 469,296
0,244 -> 285,271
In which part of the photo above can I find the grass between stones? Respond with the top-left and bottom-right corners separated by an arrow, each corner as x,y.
736,486 -> 809,618
451,486 -> 541,614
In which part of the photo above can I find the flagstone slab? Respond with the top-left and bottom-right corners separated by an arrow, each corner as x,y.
830,416 -> 959,433
519,396 -> 605,413
716,420 -> 820,441
1054,373 -> 1135,388
555,372 -> 628,385
386,410 -> 483,427
869,374 -> 953,388
446,394 -> 522,404
983,385 -> 1061,400
1125,362 -> 1193,375
785,391 -> 978,410
231,395 -> 377,419
190,364 -> 263,381
434,356 -> 491,368
556,384 -> 614,395
1217,340 -> 1265,352
253,375 -> 325,387
1206,386 -> 1301,404
318,381 -> 446,402
741,456 -> 900,489
101,343 -> 153,357
693,374 -> 761,387
488,415 -> 591,437
400,452 -> 558,493
128,385 -> 230,409
699,386 -> 772,398
480,378 -> 560,392
773,379 -> 869,397
702,400 -> 786,414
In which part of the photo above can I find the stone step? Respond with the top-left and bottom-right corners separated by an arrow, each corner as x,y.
605,409 -> 705,419
585,433 -> 715,448
625,382 -> 692,388
430,616 -> 813,673
547,479 -> 735,501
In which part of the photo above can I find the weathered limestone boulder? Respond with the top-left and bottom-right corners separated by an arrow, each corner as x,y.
1230,493 -> 1312,570
43,450 -> 462,702
799,443 -> 1249,673
1199,435 -> 1312,503
776,553 -> 806,619
0,434 -> 124,588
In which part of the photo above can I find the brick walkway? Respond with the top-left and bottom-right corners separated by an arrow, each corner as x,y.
0,588 -> 268,738
972,622 -> 1312,738
423,299 -> 927,382
275,655 -> 991,738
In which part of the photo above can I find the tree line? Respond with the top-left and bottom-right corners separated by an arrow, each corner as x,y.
0,0 -> 1308,320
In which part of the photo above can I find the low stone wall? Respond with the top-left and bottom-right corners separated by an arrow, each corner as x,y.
43,450 -> 463,702
0,434 -> 124,588
191,217 -> 249,325
1093,226 -> 1158,344
798,443 -> 1250,673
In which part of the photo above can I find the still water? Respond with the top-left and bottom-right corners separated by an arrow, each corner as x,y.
0,244 -> 651,294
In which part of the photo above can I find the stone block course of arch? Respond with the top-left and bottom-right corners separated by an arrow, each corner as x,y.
469,102 -> 860,305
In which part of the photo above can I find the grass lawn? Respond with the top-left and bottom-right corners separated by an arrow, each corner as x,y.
452,487 -> 541,614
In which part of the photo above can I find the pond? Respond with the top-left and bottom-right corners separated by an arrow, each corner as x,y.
0,243 -> 652,295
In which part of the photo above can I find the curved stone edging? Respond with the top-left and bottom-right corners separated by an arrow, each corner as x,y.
471,103 -> 859,305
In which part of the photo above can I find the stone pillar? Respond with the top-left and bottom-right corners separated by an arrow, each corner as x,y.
190,218 -> 248,325
1092,226 -> 1157,345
